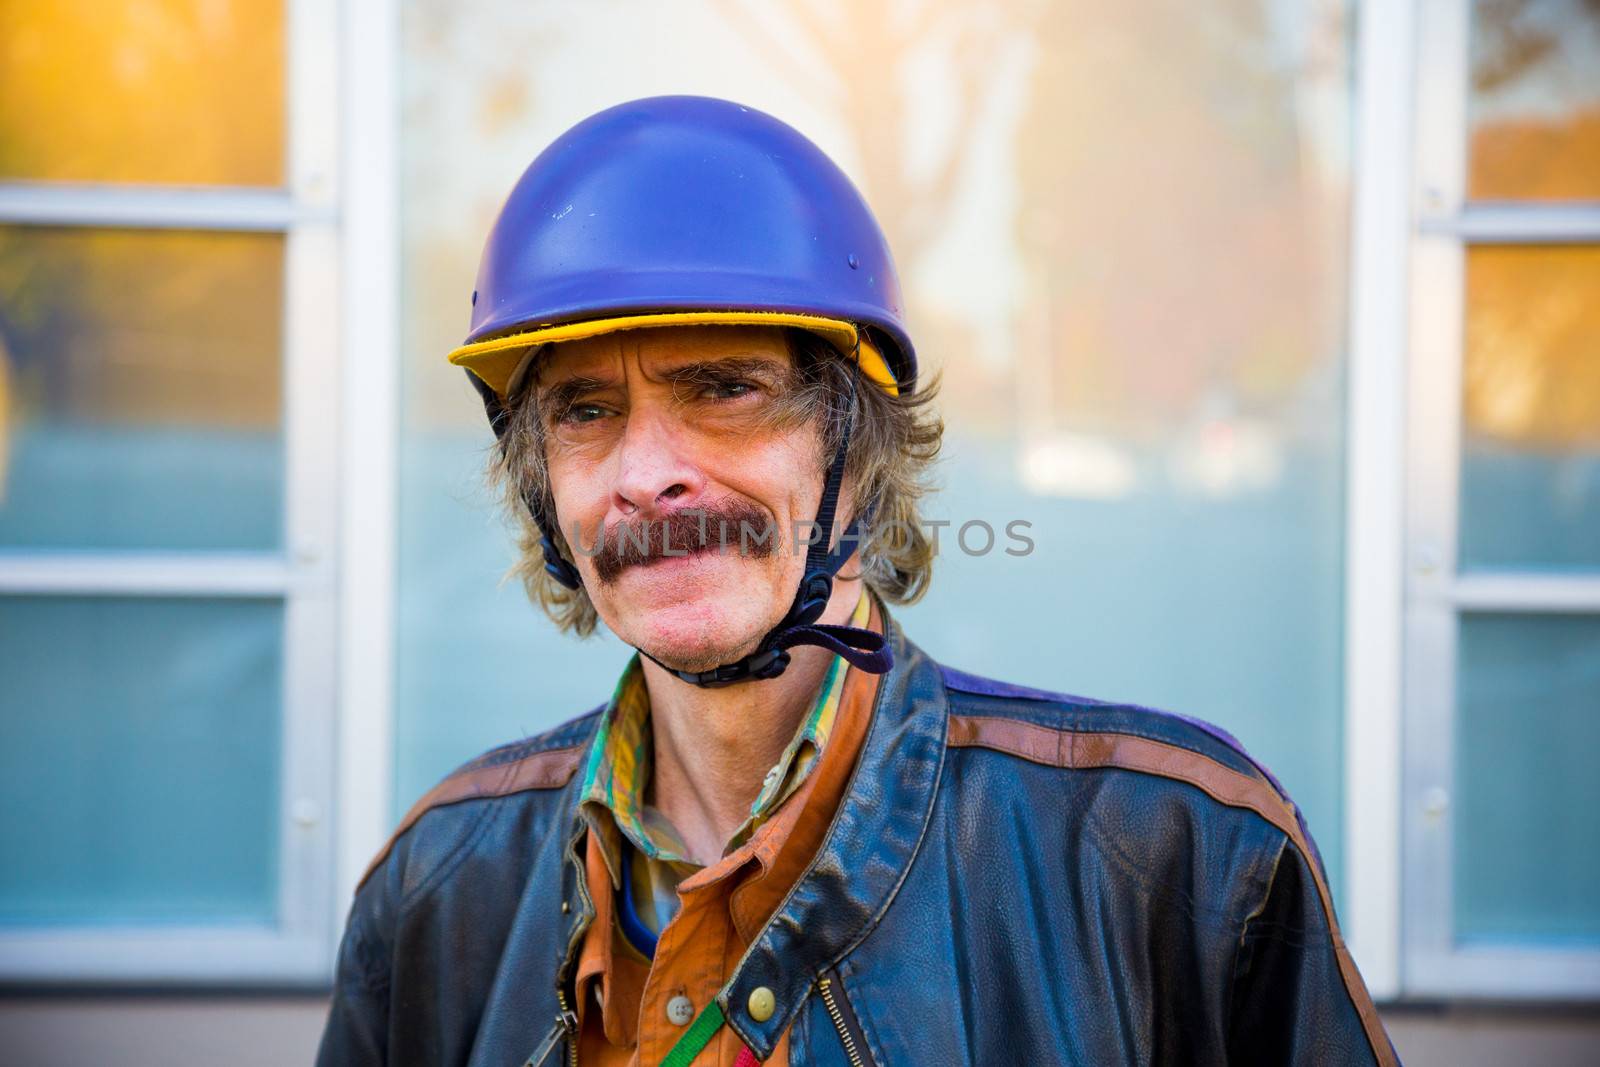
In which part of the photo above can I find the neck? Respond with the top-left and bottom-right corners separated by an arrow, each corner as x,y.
640,574 -> 866,866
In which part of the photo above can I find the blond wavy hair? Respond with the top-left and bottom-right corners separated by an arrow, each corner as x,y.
487,327 -> 943,636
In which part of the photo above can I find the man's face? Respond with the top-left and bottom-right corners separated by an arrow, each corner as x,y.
533,324 -> 836,672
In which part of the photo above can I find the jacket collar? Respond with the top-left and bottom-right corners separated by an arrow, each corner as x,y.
722,605 -> 949,1057
551,603 -> 948,1060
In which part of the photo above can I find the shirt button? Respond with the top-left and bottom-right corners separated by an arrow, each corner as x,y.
747,986 -> 776,1022
665,994 -> 695,1027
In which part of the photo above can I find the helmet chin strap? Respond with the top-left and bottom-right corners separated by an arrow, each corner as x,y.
468,361 -> 893,690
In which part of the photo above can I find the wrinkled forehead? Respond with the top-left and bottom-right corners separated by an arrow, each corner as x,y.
531,323 -> 793,387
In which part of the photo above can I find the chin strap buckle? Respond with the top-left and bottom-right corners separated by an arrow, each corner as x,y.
651,646 -> 792,688
793,572 -> 834,626
745,646 -> 794,680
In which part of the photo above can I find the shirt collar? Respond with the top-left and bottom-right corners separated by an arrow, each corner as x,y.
577,586 -> 870,884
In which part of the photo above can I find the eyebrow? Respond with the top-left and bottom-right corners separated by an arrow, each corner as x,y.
535,355 -> 789,413
657,355 -> 790,389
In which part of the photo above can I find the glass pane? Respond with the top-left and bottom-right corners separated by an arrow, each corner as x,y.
0,1 -> 285,186
1455,614 -> 1600,944
397,0 -> 1355,896
1468,0 -> 1600,200
0,597 -> 283,925
0,226 -> 284,551
1460,246 -> 1600,571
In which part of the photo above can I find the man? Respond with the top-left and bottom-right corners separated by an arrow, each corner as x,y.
318,96 -> 1397,1066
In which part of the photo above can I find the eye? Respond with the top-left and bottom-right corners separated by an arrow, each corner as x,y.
557,402 -> 612,425
703,379 -> 758,400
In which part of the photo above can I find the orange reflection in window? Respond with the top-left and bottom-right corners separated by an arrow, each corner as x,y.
1469,0 -> 1600,200
1471,109 -> 1600,201
0,1 -> 284,186
0,226 -> 283,430
1465,245 -> 1600,449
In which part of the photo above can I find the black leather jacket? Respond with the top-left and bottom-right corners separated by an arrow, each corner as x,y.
318,609 -> 1399,1066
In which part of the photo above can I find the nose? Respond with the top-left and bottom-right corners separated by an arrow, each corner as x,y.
610,405 -> 705,518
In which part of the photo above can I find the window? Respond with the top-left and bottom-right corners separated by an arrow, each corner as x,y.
1404,0 -> 1600,997
0,1 -> 339,982
394,0 -> 1357,911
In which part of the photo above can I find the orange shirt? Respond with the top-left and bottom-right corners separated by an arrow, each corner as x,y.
571,595 -> 883,1066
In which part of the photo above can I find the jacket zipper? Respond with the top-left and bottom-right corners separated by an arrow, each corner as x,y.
523,987 -> 579,1067
560,985 -> 578,1067
535,824 -> 591,1067
816,969 -> 871,1067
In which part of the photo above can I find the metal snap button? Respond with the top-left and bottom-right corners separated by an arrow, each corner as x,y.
666,994 -> 694,1027
747,986 -> 776,1022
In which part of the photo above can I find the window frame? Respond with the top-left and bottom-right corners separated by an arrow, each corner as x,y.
0,0 -> 343,985
1400,0 -> 1600,999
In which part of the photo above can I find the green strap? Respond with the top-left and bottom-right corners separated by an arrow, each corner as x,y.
660,999 -> 726,1067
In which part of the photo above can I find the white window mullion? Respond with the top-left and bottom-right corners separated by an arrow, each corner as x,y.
1449,574 -> 1600,613
1342,0 -> 1419,1003
276,217 -> 340,976
0,927 -> 328,986
277,0 -> 344,978
1403,0 -> 1472,1000
1420,202 -> 1600,242
0,182 -> 315,232
0,554 -> 296,596
333,0 -> 401,924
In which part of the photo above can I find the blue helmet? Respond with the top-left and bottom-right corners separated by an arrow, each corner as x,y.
448,94 -> 915,400
453,95 -> 906,687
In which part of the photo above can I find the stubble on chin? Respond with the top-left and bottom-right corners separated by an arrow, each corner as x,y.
607,571 -> 787,673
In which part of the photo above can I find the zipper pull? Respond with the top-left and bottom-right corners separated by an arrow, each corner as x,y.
522,1004 -> 579,1067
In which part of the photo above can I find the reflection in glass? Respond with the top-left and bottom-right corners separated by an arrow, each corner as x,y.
1469,0 -> 1600,200
0,1 -> 285,186
1455,613 -> 1600,944
397,1 -> 1354,892
1461,246 -> 1600,571
0,226 -> 285,551
0,597 -> 282,925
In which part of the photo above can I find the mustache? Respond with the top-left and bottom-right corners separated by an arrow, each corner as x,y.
578,500 -> 775,583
